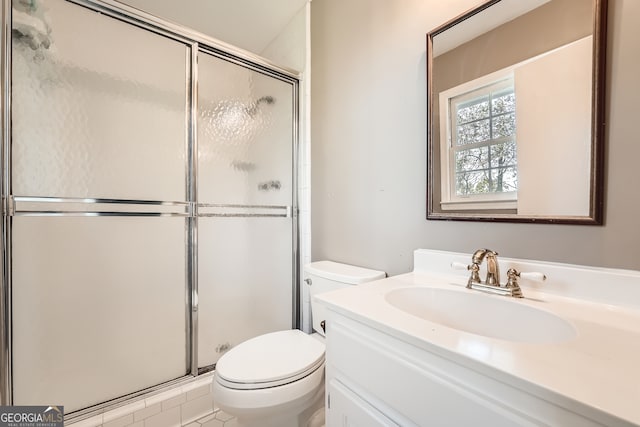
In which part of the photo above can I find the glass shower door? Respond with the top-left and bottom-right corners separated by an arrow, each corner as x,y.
196,51 -> 296,368
3,0 -> 300,414
10,0 -> 189,411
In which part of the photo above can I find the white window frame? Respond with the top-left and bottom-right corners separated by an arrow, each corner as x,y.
439,68 -> 518,211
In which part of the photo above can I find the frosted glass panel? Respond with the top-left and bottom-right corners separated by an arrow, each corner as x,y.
12,217 -> 187,412
198,217 -> 292,367
198,52 -> 294,205
11,0 -> 187,200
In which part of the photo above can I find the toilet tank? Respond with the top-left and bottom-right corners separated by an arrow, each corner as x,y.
305,261 -> 386,336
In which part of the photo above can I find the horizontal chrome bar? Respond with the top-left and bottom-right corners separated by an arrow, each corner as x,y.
197,203 -> 288,209
468,282 -> 518,297
11,196 -> 191,216
13,211 -> 189,217
198,213 -> 288,218
197,204 -> 291,218
13,196 -> 189,206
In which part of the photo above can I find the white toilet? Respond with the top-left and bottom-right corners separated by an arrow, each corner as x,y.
212,261 -> 386,427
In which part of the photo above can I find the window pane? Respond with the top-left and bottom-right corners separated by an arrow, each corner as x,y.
455,147 -> 489,172
491,167 -> 518,192
490,141 -> 517,168
448,79 -> 518,201
491,91 -> 515,114
456,98 -> 489,124
456,170 -> 491,196
492,113 -> 516,138
457,119 -> 490,145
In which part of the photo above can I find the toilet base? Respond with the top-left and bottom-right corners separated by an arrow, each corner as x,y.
232,382 -> 324,427
305,405 -> 326,427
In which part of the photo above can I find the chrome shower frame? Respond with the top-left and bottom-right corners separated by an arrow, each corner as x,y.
0,0 -> 301,421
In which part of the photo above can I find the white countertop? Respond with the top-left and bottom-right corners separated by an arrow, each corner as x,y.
316,252 -> 640,426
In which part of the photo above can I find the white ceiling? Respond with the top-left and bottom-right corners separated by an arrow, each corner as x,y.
434,0 -> 551,56
115,0 -> 307,55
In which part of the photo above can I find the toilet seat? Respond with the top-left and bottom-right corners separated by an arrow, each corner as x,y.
215,329 -> 325,390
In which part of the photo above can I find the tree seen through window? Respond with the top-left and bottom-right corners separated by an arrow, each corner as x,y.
452,82 -> 517,197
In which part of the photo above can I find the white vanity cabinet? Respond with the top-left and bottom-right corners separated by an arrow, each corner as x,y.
318,249 -> 640,426
324,310 -> 613,427
327,378 -> 399,426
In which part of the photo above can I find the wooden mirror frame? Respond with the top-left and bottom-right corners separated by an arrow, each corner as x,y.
426,0 -> 607,224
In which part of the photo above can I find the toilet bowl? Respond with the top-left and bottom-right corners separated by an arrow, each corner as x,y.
212,261 -> 385,427
213,330 -> 325,427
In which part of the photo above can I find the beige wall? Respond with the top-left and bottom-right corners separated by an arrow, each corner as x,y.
311,0 -> 640,276
434,0 -> 591,94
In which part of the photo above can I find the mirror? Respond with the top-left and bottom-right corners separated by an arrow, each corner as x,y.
427,0 -> 607,224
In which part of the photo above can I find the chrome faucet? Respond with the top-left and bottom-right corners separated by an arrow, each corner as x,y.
457,249 -> 546,298
470,248 -> 500,286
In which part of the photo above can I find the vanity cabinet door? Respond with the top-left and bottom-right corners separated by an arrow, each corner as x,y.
326,318 -> 523,426
327,378 -> 400,427
324,312 -> 606,427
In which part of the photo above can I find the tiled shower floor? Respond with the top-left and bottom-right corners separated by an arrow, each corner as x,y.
184,410 -> 236,427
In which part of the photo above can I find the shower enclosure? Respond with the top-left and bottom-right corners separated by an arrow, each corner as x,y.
0,0 -> 299,418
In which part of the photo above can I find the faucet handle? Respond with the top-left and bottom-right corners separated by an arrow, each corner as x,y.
506,269 -> 547,284
451,261 -> 470,271
451,261 -> 481,288
518,271 -> 547,282
451,261 -> 480,276
507,268 -> 547,287
505,268 -> 524,298
505,268 -> 547,298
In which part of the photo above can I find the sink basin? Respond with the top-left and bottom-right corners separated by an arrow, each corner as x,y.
385,287 -> 577,343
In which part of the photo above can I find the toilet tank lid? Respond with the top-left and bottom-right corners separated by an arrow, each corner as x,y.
305,261 -> 386,284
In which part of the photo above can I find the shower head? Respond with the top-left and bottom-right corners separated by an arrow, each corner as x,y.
247,96 -> 275,117
257,96 -> 275,105
12,2 -> 52,51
